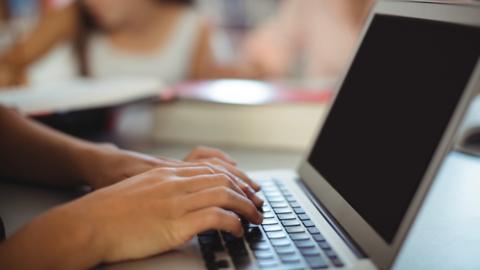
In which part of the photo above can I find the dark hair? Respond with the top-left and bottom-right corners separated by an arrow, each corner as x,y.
74,0 -> 194,76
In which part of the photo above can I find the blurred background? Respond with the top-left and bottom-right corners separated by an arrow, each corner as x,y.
0,0 -> 373,84
0,0 -> 373,169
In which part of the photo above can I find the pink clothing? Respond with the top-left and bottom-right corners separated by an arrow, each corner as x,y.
244,0 -> 373,79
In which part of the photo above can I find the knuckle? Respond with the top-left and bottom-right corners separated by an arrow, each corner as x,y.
217,174 -> 233,187
218,187 -> 234,203
207,207 -> 223,224
151,167 -> 170,175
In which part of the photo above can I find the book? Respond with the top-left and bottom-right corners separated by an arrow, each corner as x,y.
0,76 -> 165,116
154,80 -> 332,150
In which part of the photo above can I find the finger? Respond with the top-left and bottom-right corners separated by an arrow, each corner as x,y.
185,146 -> 237,165
177,173 -> 247,198
198,158 -> 261,192
171,166 -> 246,196
183,186 -> 263,224
178,207 -> 244,238
179,162 -> 263,207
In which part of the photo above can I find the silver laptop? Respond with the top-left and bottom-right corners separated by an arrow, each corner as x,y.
105,1 -> 480,270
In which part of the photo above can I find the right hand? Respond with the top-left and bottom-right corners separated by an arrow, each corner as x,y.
69,166 -> 264,265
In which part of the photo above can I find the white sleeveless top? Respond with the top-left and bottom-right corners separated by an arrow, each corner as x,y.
88,9 -> 200,84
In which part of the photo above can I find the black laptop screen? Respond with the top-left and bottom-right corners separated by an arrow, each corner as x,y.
308,15 -> 480,244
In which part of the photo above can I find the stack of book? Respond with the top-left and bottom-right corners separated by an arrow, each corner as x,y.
154,79 -> 332,151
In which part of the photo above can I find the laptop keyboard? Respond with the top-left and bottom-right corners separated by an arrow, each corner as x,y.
198,179 -> 344,269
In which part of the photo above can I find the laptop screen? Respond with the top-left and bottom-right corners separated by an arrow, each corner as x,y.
308,14 -> 480,244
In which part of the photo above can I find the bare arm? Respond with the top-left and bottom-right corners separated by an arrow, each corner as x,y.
0,3 -> 80,86
0,165 -> 263,270
0,106 -> 101,186
0,107 -> 264,270
0,105 -> 261,192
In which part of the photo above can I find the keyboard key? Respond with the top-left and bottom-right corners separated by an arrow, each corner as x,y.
274,180 -> 285,187
270,238 -> 291,247
285,226 -> 305,234
281,219 -> 301,227
318,241 -> 331,250
285,195 -> 296,202
285,264 -> 307,270
263,225 -> 283,232
262,218 -> 278,225
270,201 -> 289,208
279,254 -> 301,264
258,260 -> 278,268
289,233 -> 310,241
294,240 -> 316,248
302,220 -> 315,227
263,212 -> 275,218
262,186 -> 278,192
293,207 -> 305,214
250,241 -> 270,250
254,250 -> 275,260
265,191 -> 282,197
273,207 -> 292,214
330,257 -> 344,267
246,227 -> 265,242
324,249 -> 337,258
298,214 -> 310,220
300,248 -> 321,256
262,206 -> 271,212
198,232 -> 224,252
312,234 -> 325,242
289,202 -> 301,208
267,196 -> 285,203
274,245 -> 296,254
266,231 -> 287,239
277,213 -> 296,220
308,227 -> 321,235
305,256 -> 328,269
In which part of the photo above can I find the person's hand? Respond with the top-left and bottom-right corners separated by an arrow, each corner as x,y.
77,144 -> 260,190
0,166 -> 264,269
71,166 -> 263,265
184,146 -> 261,191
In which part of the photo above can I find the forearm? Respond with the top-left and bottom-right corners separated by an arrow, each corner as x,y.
2,3 -> 79,69
0,106 -> 100,186
0,202 -> 103,270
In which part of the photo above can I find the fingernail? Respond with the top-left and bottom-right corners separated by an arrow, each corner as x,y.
238,227 -> 245,237
254,195 -> 264,207
246,185 -> 256,194
257,212 -> 264,224
257,196 -> 264,206
252,182 -> 261,191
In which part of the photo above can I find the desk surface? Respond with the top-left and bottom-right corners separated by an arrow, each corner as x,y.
0,149 -> 479,270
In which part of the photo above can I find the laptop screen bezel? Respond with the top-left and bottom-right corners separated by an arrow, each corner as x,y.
298,1 -> 480,269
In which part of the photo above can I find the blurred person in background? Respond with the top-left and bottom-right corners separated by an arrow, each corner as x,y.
0,0 -> 220,87
242,0 -> 374,82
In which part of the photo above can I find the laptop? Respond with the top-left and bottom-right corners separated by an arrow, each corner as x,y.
104,1 -> 480,270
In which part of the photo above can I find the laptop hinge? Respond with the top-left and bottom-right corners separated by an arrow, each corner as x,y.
295,178 -> 367,259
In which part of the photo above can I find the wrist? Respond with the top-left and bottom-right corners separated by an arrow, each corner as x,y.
0,200 -> 104,270
70,142 -> 112,188
44,202 -> 105,269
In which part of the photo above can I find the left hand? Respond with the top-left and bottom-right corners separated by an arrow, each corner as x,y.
76,144 -> 260,193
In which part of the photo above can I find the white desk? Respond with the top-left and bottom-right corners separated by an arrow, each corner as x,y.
0,150 -> 479,270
